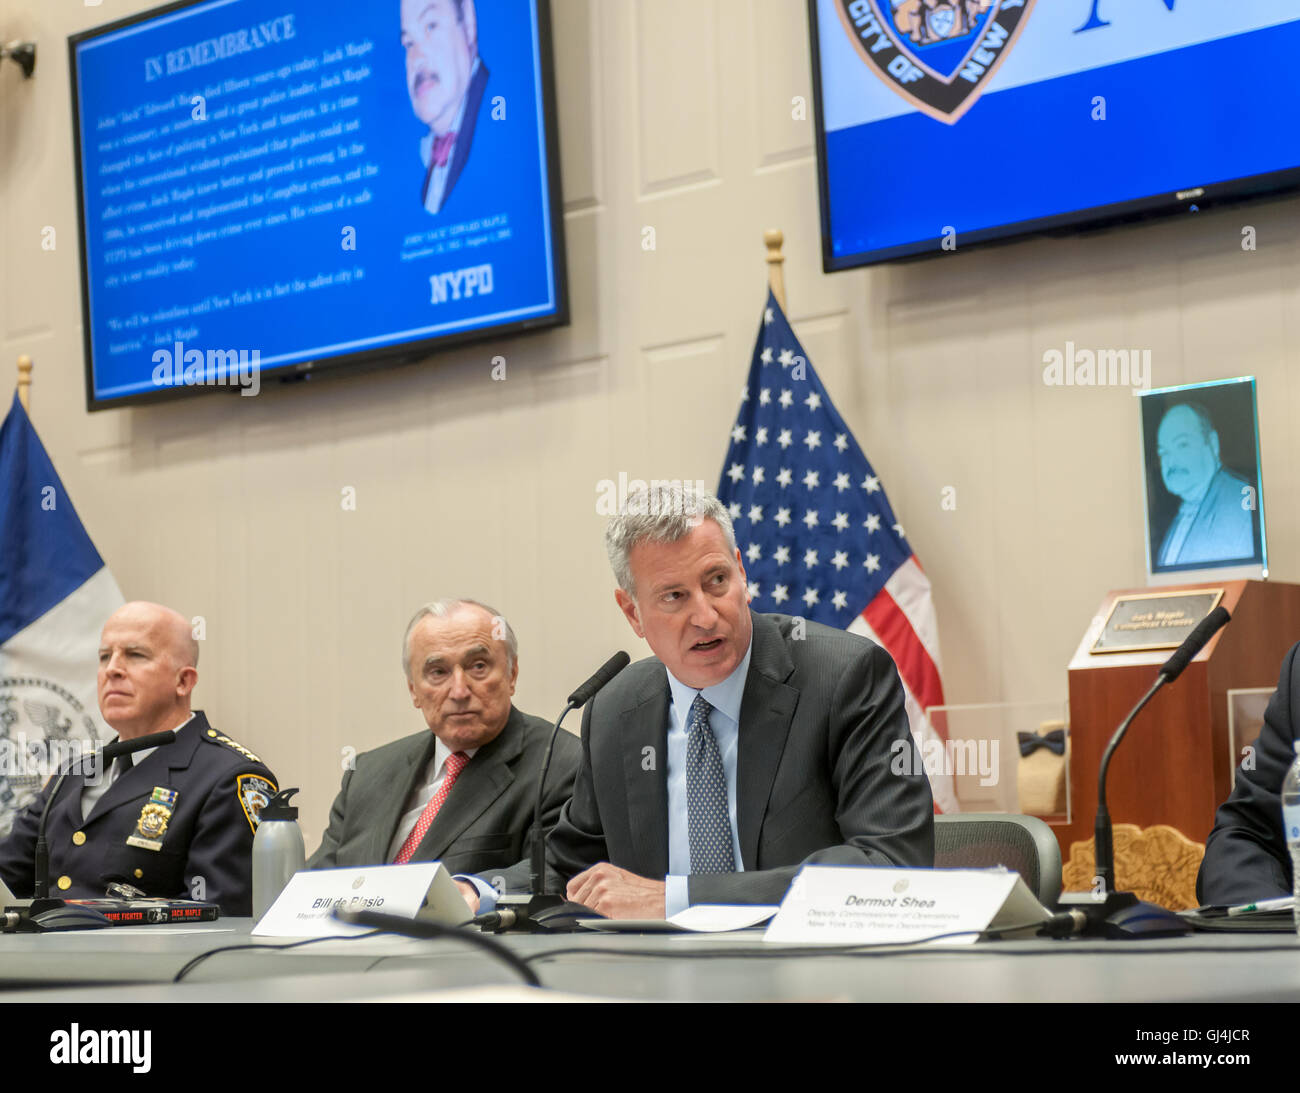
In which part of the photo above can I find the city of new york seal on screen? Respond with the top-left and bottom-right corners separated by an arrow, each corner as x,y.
833,0 -> 1038,124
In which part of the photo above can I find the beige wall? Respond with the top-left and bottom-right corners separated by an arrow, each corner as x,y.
3,0 -> 1299,847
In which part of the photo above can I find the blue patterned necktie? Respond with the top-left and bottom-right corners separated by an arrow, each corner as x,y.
686,693 -> 736,873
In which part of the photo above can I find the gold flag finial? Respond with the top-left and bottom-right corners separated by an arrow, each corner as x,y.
16,355 -> 32,412
763,229 -> 786,312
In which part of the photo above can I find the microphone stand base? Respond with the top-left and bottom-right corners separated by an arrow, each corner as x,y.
478,893 -> 565,934
4,898 -> 114,933
1056,890 -> 1192,939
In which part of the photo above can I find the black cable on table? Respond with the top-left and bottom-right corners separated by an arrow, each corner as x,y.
171,929 -> 382,983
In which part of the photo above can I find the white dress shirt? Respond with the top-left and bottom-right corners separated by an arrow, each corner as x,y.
663,637 -> 754,916
79,713 -> 194,822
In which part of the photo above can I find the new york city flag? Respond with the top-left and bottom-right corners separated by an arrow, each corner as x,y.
0,393 -> 122,835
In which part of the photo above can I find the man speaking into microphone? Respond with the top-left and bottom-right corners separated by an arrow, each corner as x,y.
498,485 -> 934,918
0,602 -> 278,915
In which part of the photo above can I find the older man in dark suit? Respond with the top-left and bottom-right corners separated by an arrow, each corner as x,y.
500,486 -> 933,919
308,599 -> 579,907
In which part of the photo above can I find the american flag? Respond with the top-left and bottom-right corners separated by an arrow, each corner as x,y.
717,291 -> 956,812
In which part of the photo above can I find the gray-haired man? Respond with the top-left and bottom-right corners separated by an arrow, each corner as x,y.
307,599 -> 580,908
532,486 -> 934,918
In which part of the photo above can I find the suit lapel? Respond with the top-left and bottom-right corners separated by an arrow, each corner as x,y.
367,733 -> 439,865
735,613 -> 798,870
84,717 -> 200,825
412,706 -> 522,862
441,61 -> 489,209
621,673 -> 670,878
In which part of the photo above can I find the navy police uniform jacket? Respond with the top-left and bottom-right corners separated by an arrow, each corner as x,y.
0,711 -> 277,916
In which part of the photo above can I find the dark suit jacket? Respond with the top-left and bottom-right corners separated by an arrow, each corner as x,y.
0,711 -> 277,916
1198,641 -> 1300,905
421,60 -> 490,215
522,611 -> 934,906
306,705 -> 580,881
1158,467 -> 1254,567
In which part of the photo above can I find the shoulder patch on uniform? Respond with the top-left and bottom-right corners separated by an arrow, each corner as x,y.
237,773 -> 277,832
204,729 -> 263,764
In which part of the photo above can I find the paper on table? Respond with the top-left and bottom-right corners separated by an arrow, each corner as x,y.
576,904 -> 779,933
669,904 -> 779,931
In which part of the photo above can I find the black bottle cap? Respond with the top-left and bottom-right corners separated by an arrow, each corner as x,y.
261,787 -> 300,821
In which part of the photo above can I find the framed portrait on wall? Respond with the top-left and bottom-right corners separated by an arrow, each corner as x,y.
1137,378 -> 1266,581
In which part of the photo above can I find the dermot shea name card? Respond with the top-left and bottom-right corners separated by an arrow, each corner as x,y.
764,866 -> 1051,946
253,862 -> 468,937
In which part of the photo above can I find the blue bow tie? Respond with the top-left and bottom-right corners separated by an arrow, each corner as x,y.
1018,729 -> 1066,757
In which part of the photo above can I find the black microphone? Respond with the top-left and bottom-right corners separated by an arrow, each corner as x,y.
485,653 -> 628,931
567,652 -> 631,708
33,729 -> 177,900
1057,606 -> 1230,937
1157,605 -> 1230,683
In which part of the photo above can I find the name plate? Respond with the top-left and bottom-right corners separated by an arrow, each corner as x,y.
763,866 -> 1050,946
1092,589 -> 1223,654
252,862 -> 470,937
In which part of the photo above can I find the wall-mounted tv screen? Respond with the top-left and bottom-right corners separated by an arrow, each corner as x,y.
808,2 -> 1300,270
71,0 -> 567,410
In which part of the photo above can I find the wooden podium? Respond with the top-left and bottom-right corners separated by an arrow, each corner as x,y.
1060,580 -> 1300,871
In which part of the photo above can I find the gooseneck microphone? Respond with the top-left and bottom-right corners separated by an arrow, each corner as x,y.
478,653 -> 630,932
528,652 -> 630,902
1094,605 -> 1230,895
565,653 -> 631,709
1058,606 -> 1230,937
33,729 -> 178,900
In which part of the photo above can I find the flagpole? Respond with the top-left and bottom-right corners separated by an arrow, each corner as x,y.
764,229 -> 787,311
16,354 -> 31,412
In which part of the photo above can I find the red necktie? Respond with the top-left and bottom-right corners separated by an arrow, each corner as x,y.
392,751 -> 469,864
431,131 -> 457,168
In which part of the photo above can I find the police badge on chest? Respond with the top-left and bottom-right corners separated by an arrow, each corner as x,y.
125,786 -> 178,851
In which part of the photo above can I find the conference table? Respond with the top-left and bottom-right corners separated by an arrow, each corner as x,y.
2,920 -> 1297,1003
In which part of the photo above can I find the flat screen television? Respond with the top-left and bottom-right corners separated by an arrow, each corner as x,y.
808,2 -> 1300,270
70,0 -> 567,410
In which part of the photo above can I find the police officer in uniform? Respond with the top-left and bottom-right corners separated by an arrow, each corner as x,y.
0,602 -> 277,916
